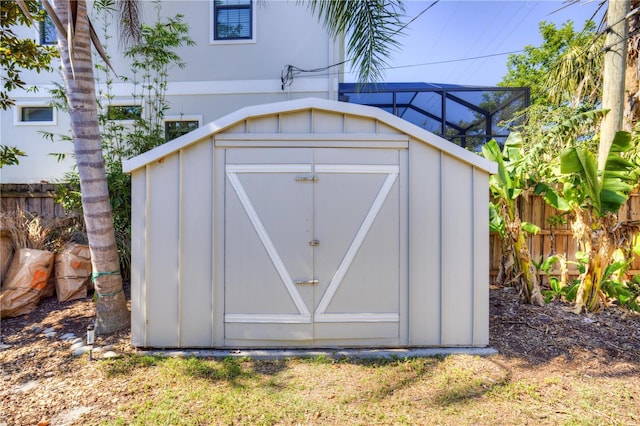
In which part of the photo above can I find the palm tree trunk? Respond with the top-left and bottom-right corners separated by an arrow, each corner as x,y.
599,0 -> 629,169
53,0 -> 129,334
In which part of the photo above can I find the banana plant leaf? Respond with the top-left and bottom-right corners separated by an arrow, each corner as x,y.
560,130 -> 636,216
561,147 -> 601,211
609,131 -> 632,152
534,182 -> 570,211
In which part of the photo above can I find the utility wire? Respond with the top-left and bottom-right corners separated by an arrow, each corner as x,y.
452,1 -> 512,83
281,1 -> 438,89
394,0 -> 439,34
542,6 -> 640,98
283,4 -> 640,89
387,50 -> 525,70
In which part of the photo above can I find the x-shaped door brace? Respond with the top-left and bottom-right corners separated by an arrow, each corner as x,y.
225,163 -> 399,324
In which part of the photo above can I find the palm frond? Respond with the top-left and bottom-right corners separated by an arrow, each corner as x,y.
306,0 -> 405,83
89,20 -> 117,76
118,0 -> 141,47
67,0 -> 78,78
546,35 -> 604,107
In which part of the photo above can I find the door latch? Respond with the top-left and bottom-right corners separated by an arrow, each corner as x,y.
295,176 -> 318,183
293,279 -> 319,285
308,239 -> 320,246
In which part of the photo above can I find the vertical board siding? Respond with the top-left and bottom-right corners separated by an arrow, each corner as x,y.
408,141 -> 442,345
224,122 -> 246,134
345,115 -> 377,133
179,141 -> 214,346
441,155 -> 474,346
473,169 -> 490,346
213,149 -> 226,346
399,150 -> 410,345
376,122 -> 397,134
312,110 -> 344,133
490,192 -> 640,283
147,155 -> 181,347
279,111 -> 311,133
130,170 -> 147,346
247,116 -> 279,133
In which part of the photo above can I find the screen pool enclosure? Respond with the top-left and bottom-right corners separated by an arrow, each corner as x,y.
339,82 -> 530,151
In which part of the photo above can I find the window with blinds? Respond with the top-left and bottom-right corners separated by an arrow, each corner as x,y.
213,0 -> 253,41
39,13 -> 56,45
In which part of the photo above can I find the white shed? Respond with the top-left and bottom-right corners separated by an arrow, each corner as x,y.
123,98 -> 497,349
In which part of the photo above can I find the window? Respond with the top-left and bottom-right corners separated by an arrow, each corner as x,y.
107,105 -> 142,121
212,0 -> 254,42
15,105 -> 56,125
39,13 -> 56,45
164,119 -> 200,141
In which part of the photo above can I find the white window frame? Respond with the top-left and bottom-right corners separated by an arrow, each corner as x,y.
210,0 -> 257,45
14,103 -> 57,126
163,115 -> 203,141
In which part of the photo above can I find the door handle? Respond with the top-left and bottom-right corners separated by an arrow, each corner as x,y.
293,279 -> 319,285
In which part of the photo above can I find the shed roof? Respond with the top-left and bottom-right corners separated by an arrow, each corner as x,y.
122,97 -> 497,174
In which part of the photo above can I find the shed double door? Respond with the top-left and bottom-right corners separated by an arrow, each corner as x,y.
224,148 -> 402,345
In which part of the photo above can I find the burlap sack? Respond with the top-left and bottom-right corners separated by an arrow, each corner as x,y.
54,243 -> 91,302
0,248 -> 54,318
0,235 -> 14,285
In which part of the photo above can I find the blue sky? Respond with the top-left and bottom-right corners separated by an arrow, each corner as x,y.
346,0 -> 606,86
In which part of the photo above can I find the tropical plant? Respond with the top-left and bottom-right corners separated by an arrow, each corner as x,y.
516,108 -> 640,313
483,134 -> 545,306
539,254 -> 577,303
559,130 -> 640,312
125,7 -> 195,154
0,145 -> 26,168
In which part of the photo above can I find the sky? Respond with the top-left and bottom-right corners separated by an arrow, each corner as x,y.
346,0 -> 607,86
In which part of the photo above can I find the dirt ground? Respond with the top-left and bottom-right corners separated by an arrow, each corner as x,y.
1,284 -> 639,425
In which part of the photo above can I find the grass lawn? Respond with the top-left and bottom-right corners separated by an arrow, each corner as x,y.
95,353 -> 638,425
3,288 -> 638,425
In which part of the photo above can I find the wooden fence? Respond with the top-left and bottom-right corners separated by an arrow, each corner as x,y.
0,184 -> 69,219
490,192 -> 640,284
2,184 -> 639,283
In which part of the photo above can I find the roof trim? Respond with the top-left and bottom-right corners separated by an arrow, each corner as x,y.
122,97 -> 497,174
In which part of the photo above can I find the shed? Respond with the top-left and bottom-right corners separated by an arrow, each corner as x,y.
123,97 -> 497,349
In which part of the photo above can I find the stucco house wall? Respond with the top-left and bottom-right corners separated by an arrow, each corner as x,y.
2,0 -> 342,184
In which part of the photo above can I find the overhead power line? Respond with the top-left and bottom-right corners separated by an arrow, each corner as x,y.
383,50 -> 525,71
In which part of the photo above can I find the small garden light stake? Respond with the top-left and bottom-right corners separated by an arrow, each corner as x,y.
87,324 -> 95,361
